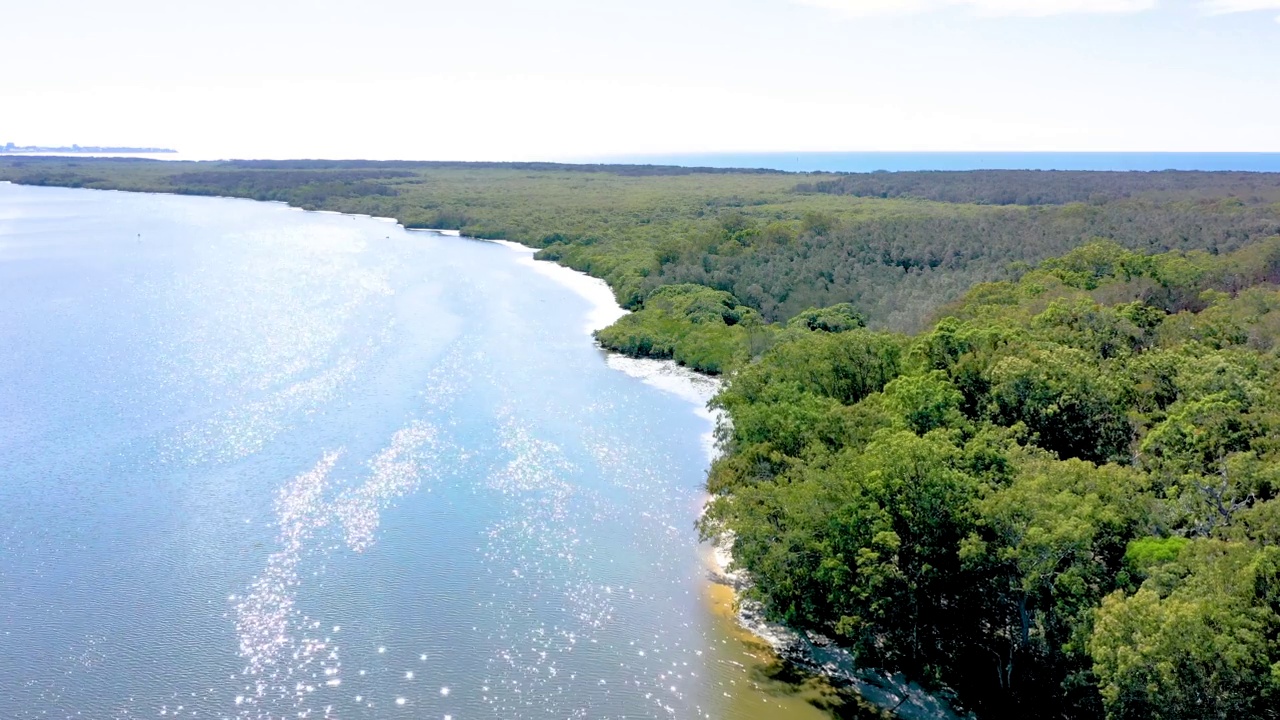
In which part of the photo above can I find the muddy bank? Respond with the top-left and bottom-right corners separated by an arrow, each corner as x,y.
708,538 -> 969,720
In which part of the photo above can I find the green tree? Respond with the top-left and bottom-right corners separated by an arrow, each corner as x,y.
1089,541 -> 1280,720
985,345 -> 1132,464
961,453 -> 1153,709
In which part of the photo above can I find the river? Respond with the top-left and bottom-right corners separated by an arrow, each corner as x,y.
0,184 -> 833,720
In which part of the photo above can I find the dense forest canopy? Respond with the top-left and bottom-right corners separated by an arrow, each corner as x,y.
796,169 -> 1280,206
702,239 -> 1280,719
7,159 -> 1280,716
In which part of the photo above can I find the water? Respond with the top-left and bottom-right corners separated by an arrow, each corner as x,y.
600,151 -> 1280,173
0,184 -> 829,720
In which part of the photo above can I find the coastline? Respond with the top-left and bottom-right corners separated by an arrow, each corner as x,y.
489,239 -> 629,335
481,233 -> 892,716
1,182 -> 942,718
425,231 -> 961,720
486,237 -> 726,462
481,231 -> 964,720
706,536 -> 963,720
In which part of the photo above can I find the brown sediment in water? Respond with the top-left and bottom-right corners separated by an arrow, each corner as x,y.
700,548 -> 891,720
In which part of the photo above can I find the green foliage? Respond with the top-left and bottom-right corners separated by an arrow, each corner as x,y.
714,329 -> 904,419
703,240 -> 1280,718
1041,240 -> 1151,290
883,371 -> 963,435
707,429 -> 983,683
1089,541 -> 1280,720
985,345 -> 1132,464
1141,394 -> 1251,476
958,453 -> 1154,710
592,284 -> 765,373
787,303 -> 866,333
797,169 -> 1280,206
1123,536 -> 1189,577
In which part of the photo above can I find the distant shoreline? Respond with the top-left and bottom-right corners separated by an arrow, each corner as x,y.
0,147 -> 177,155
595,151 -> 1280,173
9,150 -> 1280,173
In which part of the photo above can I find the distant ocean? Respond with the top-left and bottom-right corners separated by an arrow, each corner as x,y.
601,152 -> 1280,173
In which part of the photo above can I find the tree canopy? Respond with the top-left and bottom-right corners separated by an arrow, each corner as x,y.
702,239 -> 1280,719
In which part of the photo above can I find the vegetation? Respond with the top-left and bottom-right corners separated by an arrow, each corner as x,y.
796,169 -> 1280,206
4,159 -> 1280,373
8,158 -> 1280,715
701,239 -> 1280,719
593,284 -> 768,374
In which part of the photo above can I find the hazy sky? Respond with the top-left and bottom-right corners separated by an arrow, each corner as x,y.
4,0 -> 1279,159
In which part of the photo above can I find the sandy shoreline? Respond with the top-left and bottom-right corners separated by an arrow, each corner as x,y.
382,225 -> 962,719
479,237 -> 830,680
482,237 -> 728,462
480,236 -> 788,650
476,232 -> 963,720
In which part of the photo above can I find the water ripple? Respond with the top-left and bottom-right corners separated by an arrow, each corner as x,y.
233,450 -> 342,711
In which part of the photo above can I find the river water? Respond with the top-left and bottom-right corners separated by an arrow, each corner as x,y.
0,184 -> 832,720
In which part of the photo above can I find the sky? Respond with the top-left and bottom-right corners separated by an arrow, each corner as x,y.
3,0 -> 1279,160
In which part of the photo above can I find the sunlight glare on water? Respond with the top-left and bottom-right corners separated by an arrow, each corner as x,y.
0,184 -> 828,720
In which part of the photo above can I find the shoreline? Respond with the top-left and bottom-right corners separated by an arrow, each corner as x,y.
481,233 -> 890,715
481,235 -> 868,715
477,231 -> 963,720
0,181 -> 940,717
486,237 -> 726,461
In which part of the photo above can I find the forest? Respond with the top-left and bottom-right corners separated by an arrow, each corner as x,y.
701,239 -> 1280,719
796,169 -> 1280,206
5,158 -> 1280,716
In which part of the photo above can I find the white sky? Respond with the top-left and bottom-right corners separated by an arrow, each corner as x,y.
3,0 -> 1279,159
